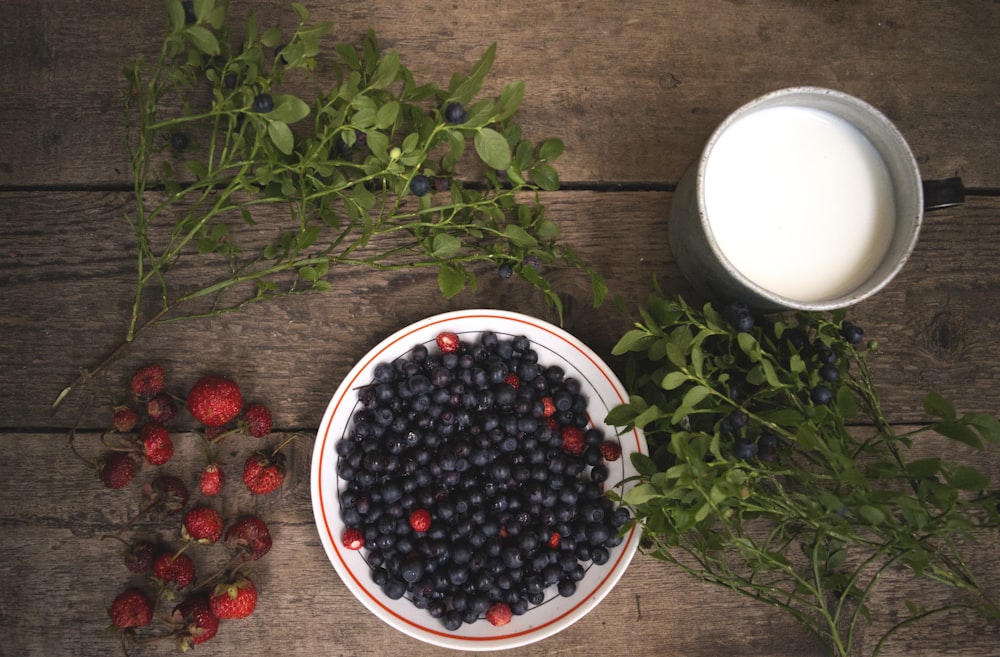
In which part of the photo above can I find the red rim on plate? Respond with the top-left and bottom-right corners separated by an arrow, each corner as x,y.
311,309 -> 647,650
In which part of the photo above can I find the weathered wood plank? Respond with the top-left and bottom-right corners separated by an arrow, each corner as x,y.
2,192 -> 1000,430
1,428 -> 998,657
1,1 -> 998,188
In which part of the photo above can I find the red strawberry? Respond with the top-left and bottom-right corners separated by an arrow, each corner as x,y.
123,540 -> 157,574
485,601 -> 512,627
199,463 -> 225,496
342,527 -> 364,550
141,423 -> 174,466
130,364 -> 166,401
561,426 -> 586,456
242,403 -> 273,438
503,373 -> 520,389
100,452 -> 139,489
187,375 -> 243,427
435,331 -> 460,353
600,440 -> 622,462
209,576 -> 258,620
547,531 -> 561,549
224,516 -> 272,563
540,397 -> 556,418
147,393 -> 178,423
172,594 -> 219,649
409,508 -> 431,533
153,552 -> 197,588
242,452 -> 285,495
182,506 -> 224,544
109,588 -> 154,629
112,406 -> 139,433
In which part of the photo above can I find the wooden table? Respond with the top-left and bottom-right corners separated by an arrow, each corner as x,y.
2,1 -> 999,655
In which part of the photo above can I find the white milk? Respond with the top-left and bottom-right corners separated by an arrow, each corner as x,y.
703,105 -> 896,303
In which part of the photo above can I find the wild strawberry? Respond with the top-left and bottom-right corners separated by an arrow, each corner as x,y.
544,416 -> 560,430
182,506 -> 224,544
109,588 -> 154,629
199,463 -> 224,496
147,393 -> 178,423
144,475 -> 190,516
242,452 -> 285,495
224,516 -> 272,562
112,406 -> 139,433
435,331 -> 460,354
561,426 -> 586,456
540,396 -> 556,418
547,531 -> 561,549
209,576 -> 258,620
123,540 -> 157,574
409,508 -> 431,532
130,364 -> 166,401
485,601 -> 512,627
141,423 -> 174,466
187,374 -> 243,427
503,373 -> 520,389
600,440 -> 622,462
172,594 -> 219,649
342,527 -> 364,550
153,551 -> 197,588
100,452 -> 139,489
241,403 -> 272,438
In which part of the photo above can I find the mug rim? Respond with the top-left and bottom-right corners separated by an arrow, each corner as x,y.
693,86 -> 924,311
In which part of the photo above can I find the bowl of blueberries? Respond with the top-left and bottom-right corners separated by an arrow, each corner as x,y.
311,309 -> 647,650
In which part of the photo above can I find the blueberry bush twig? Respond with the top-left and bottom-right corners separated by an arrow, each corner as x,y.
52,0 -> 605,409
605,290 -> 1000,657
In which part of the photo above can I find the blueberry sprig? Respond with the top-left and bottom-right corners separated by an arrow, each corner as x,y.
53,0 -> 606,409
606,291 -> 1000,657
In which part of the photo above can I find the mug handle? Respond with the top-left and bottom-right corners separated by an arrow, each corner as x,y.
923,177 -> 965,211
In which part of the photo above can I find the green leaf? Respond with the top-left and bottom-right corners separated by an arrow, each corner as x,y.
268,94 -> 311,124
432,233 -> 461,259
529,163 -> 559,191
631,452 -> 659,478
186,26 -> 220,55
924,391 -> 956,420
538,138 -> 565,161
267,121 -> 294,155
905,458 -> 942,480
474,128 -> 511,170
933,419 -> 984,450
495,80 -> 525,121
369,51 -> 400,89
166,0 -> 186,31
681,385 -> 711,408
375,100 -> 400,129
945,465 -> 989,491
438,262 -> 466,298
662,371 -> 689,390
503,224 -> 538,248
859,505 -> 887,525
964,412 -> 1000,443
623,483 -> 659,506
450,43 -> 496,104
611,329 -> 652,356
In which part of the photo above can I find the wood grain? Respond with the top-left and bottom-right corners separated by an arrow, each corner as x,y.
1,1 -> 998,188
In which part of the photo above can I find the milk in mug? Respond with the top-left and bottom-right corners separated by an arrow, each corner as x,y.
702,105 -> 896,303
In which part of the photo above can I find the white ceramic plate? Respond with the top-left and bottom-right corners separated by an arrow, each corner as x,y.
311,309 -> 646,651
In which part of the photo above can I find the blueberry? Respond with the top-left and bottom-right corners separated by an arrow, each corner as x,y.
223,71 -> 238,89
497,262 -> 514,279
723,300 -> 754,332
811,385 -> 834,405
443,101 -> 468,124
410,174 -> 432,196
182,0 -> 196,24
252,93 -> 274,113
170,132 -> 189,152
819,363 -> 840,382
733,439 -> 757,461
841,320 -> 865,344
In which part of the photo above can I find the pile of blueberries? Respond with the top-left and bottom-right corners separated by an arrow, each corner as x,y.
335,330 -> 630,630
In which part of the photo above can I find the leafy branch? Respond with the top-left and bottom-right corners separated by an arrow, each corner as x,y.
607,289 -> 1000,656
54,0 -> 606,409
